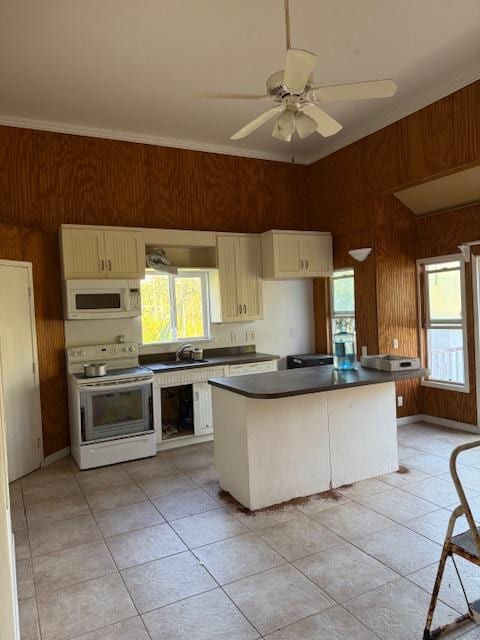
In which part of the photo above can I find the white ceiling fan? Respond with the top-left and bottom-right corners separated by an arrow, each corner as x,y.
195,0 -> 397,142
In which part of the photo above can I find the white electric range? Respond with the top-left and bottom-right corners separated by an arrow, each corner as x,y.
67,342 -> 156,469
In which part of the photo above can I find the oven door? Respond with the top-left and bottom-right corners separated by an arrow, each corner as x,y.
80,380 -> 153,443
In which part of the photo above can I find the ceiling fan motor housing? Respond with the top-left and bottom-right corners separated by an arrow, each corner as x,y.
266,70 -> 315,99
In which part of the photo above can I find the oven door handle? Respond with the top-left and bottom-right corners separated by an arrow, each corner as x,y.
82,379 -> 153,392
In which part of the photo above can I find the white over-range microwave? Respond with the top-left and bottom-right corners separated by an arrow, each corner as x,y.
64,279 -> 142,320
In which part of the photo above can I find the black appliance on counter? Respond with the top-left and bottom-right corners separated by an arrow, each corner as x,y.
286,353 -> 334,369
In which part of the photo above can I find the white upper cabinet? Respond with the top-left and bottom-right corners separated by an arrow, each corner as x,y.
261,230 -> 333,279
104,230 -> 145,278
216,235 -> 263,322
61,228 -> 106,278
61,227 -> 145,279
238,236 -> 263,320
216,235 -> 240,322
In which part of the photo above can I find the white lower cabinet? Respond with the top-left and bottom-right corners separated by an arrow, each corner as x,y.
154,366 -> 225,446
153,360 -> 278,448
193,382 -> 213,436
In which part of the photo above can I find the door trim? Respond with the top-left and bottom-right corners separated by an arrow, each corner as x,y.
0,260 -> 44,466
472,254 -> 480,428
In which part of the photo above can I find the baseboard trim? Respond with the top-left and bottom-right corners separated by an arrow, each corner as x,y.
420,414 -> 480,434
397,415 -> 423,426
41,447 -> 70,467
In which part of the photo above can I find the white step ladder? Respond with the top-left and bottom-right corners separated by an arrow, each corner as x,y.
424,439 -> 480,639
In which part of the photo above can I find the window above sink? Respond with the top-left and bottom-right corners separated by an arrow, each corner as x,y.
141,270 -> 211,345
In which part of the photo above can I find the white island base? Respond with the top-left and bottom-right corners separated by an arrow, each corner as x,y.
212,382 -> 398,510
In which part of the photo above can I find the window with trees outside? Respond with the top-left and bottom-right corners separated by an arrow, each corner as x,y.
331,268 -> 356,342
141,270 -> 210,344
419,257 -> 468,392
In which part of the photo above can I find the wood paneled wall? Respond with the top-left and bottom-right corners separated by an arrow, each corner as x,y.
2,79 -> 480,455
0,126 -> 309,455
0,127 -> 309,234
417,205 -> 480,425
308,80 -> 480,423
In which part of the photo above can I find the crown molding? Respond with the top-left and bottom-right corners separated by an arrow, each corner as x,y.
302,68 -> 480,166
1,67 -> 479,167
0,114 -> 306,165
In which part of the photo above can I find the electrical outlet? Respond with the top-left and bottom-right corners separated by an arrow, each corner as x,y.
397,395 -> 404,407
245,330 -> 256,342
230,331 -> 238,344
392,338 -> 399,350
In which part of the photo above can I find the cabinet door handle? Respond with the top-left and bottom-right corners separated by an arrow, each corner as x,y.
100,259 -> 105,271
305,259 -> 309,270
243,304 -> 247,314
239,305 -> 242,314
107,259 -> 112,271
300,259 -> 304,270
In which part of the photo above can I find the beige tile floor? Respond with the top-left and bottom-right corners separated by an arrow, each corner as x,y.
11,422 -> 480,640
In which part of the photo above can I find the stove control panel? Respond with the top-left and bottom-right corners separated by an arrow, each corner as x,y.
67,342 -> 138,363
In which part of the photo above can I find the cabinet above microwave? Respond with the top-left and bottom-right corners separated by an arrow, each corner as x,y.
63,279 -> 141,320
60,227 -> 145,280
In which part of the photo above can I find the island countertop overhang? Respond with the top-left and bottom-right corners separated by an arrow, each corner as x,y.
208,364 -> 430,399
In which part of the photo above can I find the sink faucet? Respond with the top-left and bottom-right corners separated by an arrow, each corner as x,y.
176,343 -> 193,362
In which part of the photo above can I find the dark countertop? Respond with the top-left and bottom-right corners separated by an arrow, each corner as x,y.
142,351 -> 280,373
208,364 -> 429,399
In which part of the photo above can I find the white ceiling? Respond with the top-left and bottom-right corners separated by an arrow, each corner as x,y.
1,0 -> 480,164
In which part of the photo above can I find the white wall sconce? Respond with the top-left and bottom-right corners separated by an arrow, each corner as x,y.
348,248 -> 372,262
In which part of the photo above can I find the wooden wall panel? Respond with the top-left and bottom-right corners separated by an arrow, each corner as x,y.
373,197 -> 420,417
308,80 -> 480,423
0,125 -> 309,455
0,127 -> 309,234
417,206 -> 480,425
312,278 -> 330,354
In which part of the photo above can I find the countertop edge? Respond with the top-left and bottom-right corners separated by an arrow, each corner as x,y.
208,367 -> 428,399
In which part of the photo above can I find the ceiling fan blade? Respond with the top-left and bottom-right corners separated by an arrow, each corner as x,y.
300,104 -> 343,137
230,106 -> 284,140
194,92 -> 271,100
283,48 -> 317,94
309,79 -> 397,103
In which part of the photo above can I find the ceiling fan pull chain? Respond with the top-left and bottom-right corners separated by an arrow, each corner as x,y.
284,0 -> 291,50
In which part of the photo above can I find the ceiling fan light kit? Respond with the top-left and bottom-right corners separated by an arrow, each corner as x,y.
196,0 -> 398,143
295,112 -> 317,139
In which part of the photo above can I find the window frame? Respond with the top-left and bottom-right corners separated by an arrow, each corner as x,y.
330,268 -> 356,347
140,269 -> 212,346
417,254 -> 469,393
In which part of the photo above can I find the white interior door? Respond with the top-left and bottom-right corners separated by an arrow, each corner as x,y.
0,357 -> 20,640
0,262 -> 43,481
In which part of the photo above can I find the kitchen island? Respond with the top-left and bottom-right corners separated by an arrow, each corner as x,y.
209,365 -> 428,510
